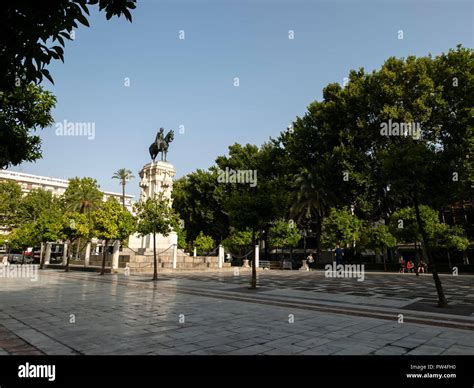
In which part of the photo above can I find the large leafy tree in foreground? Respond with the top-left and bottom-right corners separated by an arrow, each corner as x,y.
0,0 -> 137,89
216,143 -> 289,289
365,46 -> 473,307
285,45 -> 472,307
0,0 -> 136,168
0,85 -> 56,168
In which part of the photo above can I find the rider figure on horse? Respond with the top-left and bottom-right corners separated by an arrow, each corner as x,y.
149,127 -> 174,162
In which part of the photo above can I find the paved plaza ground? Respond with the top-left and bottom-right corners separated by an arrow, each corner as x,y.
0,269 -> 473,355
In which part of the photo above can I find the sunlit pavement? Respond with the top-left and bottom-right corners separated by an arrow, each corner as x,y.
0,269 -> 473,355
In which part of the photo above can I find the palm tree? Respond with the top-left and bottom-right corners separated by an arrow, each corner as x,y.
290,167 -> 334,261
64,177 -> 103,214
112,168 -> 134,209
63,177 -> 103,260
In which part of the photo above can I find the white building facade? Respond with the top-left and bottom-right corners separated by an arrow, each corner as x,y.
0,170 -> 134,235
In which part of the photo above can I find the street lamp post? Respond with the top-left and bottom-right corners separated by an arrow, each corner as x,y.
5,240 -> 9,262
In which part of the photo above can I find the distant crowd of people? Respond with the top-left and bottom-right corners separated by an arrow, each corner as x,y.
398,257 -> 428,273
300,245 -> 428,274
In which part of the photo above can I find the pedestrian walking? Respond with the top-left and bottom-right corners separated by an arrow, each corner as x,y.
334,244 -> 344,265
307,253 -> 315,270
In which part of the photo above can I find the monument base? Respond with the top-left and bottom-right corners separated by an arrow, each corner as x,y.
128,231 -> 177,254
128,160 -> 177,253
138,160 -> 175,202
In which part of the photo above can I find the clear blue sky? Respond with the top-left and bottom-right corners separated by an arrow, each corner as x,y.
12,0 -> 473,198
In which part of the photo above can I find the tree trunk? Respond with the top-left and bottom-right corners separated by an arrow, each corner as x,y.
250,229 -> 257,289
413,194 -> 448,307
414,240 -> 419,276
303,236 -> 307,264
382,249 -> 387,271
264,228 -> 269,260
122,182 -> 126,209
75,238 -> 81,259
395,247 -> 402,271
39,242 -> 45,270
65,241 -> 71,272
153,230 -> 158,281
100,239 -> 108,275
316,217 -> 322,264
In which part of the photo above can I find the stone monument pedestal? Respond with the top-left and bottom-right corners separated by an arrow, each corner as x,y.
128,161 -> 177,252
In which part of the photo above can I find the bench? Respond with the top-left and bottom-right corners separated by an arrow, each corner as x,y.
259,260 -> 271,269
258,260 -> 284,270
282,260 -> 293,270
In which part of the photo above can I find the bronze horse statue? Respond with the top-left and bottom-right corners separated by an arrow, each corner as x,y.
149,128 -> 174,162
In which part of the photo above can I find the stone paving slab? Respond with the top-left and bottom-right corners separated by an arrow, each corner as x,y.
0,270 -> 473,355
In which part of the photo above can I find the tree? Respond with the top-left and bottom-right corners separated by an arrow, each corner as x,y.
36,200 -> 63,269
0,1 -> 136,168
64,177 -> 102,257
0,234 -> 9,247
222,228 -> 253,257
59,211 -> 90,272
292,46 -> 472,307
175,222 -> 187,250
321,208 -> 362,251
216,142 -> 289,289
389,206 -> 440,248
438,226 -> 469,253
268,219 -> 301,259
16,188 -> 55,225
354,47 -> 473,307
2,186 -> 62,267
8,223 -> 37,252
112,168 -> 134,209
290,167 -> 335,261
0,85 -> 56,168
172,169 -> 228,244
360,223 -> 397,269
64,177 -> 102,214
0,0 -> 137,89
433,224 -> 469,269
0,181 -> 22,229
134,195 -> 179,281
91,198 -> 135,276
193,232 -> 215,256
389,206 -> 470,271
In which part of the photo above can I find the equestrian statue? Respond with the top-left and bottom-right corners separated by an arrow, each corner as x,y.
149,127 -> 174,162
